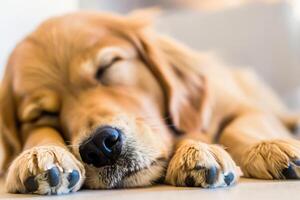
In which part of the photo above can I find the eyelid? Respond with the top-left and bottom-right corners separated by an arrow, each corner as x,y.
21,107 -> 57,123
20,103 -> 41,122
27,111 -> 58,124
96,46 -> 135,68
95,56 -> 121,80
94,46 -> 136,80
100,56 -> 122,68
19,91 -> 60,123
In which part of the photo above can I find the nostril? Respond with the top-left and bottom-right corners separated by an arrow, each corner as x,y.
97,127 -> 122,158
79,126 -> 123,167
103,130 -> 119,150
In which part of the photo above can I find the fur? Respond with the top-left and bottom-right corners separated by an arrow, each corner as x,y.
0,10 -> 300,195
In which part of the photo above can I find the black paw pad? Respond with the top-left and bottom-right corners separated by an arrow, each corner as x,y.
47,167 -> 60,187
224,172 -> 234,186
185,176 -> 196,187
68,170 -> 80,189
205,166 -> 218,185
282,164 -> 298,179
24,176 -> 38,192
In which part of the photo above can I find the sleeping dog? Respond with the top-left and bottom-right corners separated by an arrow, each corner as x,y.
1,10 -> 300,195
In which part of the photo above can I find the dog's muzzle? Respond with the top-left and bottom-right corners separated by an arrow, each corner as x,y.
79,126 -> 123,167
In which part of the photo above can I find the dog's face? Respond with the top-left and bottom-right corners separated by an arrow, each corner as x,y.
1,11 -> 207,189
2,12 -> 175,188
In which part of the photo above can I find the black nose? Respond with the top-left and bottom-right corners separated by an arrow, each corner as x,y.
79,126 -> 123,167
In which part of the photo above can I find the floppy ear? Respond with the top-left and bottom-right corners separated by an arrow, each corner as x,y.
132,30 -> 211,134
0,67 -> 21,173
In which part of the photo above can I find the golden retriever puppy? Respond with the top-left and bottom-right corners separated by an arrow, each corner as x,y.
1,10 -> 300,195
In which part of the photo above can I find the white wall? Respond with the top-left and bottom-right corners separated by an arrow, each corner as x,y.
0,0 -> 79,77
155,2 -> 300,97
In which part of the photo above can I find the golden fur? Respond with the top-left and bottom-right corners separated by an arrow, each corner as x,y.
0,10 -> 300,195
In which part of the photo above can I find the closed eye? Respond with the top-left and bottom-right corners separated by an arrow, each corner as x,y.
28,110 -> 58,124
22,110 -> 60,132
95,56 -> 122,80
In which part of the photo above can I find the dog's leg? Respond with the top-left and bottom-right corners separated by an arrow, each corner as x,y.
5,127 -> 85,195
220,112 -> 300,179
234,68 -> 300,137
279,114 -> 300,137
165,133 -> 240,188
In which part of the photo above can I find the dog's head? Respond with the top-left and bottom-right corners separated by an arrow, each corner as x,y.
0,10 -> 209,188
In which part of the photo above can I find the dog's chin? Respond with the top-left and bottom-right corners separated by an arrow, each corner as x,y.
119,162 -> 165,188
83,159 -> 166,189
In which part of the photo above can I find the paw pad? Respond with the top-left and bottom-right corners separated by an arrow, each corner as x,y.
282,160 -> 300,179
23,167 -> 81,194
24,176 -> 38,192
184,176 -> 195,187
47,167 -> 60,187
166,142 -> 239,188
68,170 -> 80,189
184,165 -> 236,187
205,167 -> 218,185
6,146 -> 84,195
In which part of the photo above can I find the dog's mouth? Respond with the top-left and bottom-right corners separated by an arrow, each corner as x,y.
83,156 -> 167,189
123,159 -> 163,178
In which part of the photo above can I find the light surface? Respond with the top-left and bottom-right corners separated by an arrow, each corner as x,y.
1,178 -> 300,200
0,0 -> 78,78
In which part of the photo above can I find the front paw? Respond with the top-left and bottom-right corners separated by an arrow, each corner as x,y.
6,146 -> 85,195
165,140 -> 239,188
241,139 -> 300,179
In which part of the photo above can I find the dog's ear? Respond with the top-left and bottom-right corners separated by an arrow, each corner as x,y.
132,30 -> 211,134
0,65 -> 21,173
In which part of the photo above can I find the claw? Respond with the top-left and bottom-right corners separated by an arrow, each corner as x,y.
282,164 -> 298,179
224,172 -> 234,186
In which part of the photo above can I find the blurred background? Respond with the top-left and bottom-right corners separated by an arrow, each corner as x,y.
0,0 -> 299,109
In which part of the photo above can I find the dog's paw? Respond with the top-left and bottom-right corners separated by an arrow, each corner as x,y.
165,140 -> 239,188
6,146 -> 85,195
241,139 -> 300,179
